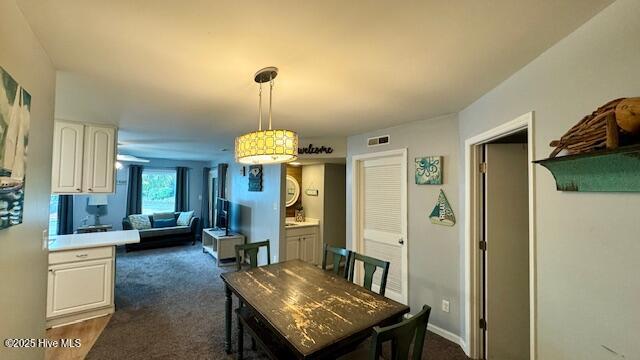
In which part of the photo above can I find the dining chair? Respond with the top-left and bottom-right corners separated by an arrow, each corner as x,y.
369,305 -> 432,360
234,240 -> 271,353
322,244 -> 352,278
235,240 -> 271,271
348,253 -> 390,296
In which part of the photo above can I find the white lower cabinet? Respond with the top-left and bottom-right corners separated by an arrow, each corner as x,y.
285,226 -> 320,265
47,246 -> 114,327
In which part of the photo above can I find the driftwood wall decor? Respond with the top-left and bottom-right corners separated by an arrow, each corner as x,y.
549,97 -> 640,157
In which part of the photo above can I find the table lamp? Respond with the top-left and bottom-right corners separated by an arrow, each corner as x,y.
88,195 -> 108,225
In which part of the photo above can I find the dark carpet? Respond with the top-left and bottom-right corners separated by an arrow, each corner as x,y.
87,244 -> 469,360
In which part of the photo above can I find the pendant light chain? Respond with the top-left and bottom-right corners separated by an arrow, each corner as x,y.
268,75 -> 274,130
258,82 -> 263,131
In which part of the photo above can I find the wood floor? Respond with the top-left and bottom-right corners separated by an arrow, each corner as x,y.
45,315 -> 111,360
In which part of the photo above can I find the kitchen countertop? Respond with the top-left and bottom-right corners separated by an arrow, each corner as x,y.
49,230 -> 140,252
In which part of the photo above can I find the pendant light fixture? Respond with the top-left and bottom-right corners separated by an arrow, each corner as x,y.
235,67 -> 298,165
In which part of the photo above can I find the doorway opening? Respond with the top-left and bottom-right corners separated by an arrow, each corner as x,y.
464,113 -> 536,359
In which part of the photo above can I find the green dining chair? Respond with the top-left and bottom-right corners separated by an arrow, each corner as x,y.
234,240 -> 271,352
348,253 -> 390,296
369,305 -> 432,360
235,240 -> 271,271
322,244 -> 352,278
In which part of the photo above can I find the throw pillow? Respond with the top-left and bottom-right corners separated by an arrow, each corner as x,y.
154,218 -> 177,228
128,214 -> 151,230
176,211 -> 194,226
152,212 -> 175,222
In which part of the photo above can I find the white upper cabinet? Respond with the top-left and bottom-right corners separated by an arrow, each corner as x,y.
83,125 -> 116,193
51,121 -> 85,193
51,121 -> 116,194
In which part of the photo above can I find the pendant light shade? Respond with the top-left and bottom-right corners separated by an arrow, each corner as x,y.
235,129 -> 298,164
235,67 -> 298,165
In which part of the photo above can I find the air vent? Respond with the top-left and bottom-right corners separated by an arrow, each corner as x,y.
367,135 -> 390,147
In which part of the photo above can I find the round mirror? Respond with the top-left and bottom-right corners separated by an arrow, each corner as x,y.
285,175 -> 300,207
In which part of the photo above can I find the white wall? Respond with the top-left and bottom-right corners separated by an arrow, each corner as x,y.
458,0 -> 640,358
224,161 -> 284,264
346,114 -> 461,334
0,1 -> 56,359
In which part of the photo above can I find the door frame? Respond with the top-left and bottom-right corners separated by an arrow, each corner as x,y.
350,148 -> 408,305
464,112 -> 537,359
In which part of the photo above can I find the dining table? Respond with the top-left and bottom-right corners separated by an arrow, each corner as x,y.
221,259 -> 410,359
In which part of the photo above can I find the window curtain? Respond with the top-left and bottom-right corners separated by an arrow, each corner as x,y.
217,163 -> 228,199
57,195 -> 74,235
175,167 -> 189,212
126,165 -> 143,215
201,167 -> 211,229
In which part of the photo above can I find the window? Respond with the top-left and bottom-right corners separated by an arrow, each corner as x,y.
49,195 -> 59,236
142,168 -> 177,214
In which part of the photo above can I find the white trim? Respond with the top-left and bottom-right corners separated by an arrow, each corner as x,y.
350,148 -> 409,305
403,313 -> 465,351
428,324 -> 464,348
463,112 -> 537,359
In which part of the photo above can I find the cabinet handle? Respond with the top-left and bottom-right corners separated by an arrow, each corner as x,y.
76,188 -> 81,191
48,269 -> 54,272
76,253 -> 88,258
88,188 -> 93,192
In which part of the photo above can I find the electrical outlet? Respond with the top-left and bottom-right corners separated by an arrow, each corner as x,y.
442,299 -> 450,313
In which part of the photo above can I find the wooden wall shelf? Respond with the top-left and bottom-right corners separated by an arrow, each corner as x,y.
534,145 -> 640,192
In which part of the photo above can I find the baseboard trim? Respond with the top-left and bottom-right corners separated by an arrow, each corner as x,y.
47,306 -> 114,329
427,323 -> 464,349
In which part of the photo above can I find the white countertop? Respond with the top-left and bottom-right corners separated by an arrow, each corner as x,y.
285,218 -> 320,229
48,230 -> 140,252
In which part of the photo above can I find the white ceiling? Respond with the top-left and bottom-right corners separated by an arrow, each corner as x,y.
18,0 -> 612,161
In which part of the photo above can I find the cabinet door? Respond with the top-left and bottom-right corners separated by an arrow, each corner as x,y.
51,121 -> 84,193
285,236 -> 301,261
307,233 -> 320,265
301,234 -> 319,265
83,125 -> 116,193
47,258 -> 113,318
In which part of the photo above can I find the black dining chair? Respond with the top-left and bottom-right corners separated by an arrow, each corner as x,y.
235,240 -> 271,271
322,243 -> 352,278
348,253 -> 390,296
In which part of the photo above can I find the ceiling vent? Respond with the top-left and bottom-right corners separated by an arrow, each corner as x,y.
367,135 -> 390,147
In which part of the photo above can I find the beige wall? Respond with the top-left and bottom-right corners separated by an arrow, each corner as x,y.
0,1 -> 56,359
458,0 -> 640,358
301,164 -> 347,249
301,164 -> 325,221
346,114 -> 461,334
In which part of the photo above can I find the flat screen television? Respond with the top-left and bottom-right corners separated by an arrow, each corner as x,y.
215,197 -> 230,236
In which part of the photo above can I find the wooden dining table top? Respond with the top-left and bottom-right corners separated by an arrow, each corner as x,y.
221,259 -> 409,358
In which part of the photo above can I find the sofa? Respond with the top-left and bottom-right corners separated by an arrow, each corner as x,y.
123,212 -> 199,250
